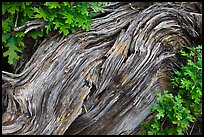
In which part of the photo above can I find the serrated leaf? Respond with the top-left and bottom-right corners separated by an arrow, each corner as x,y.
2,33 -> 10,43
147,129 -> 158,135
61,11 -> 73,25
20,3 -> 26,10
75,16 -> 84,28
3,37 -> 22,64
49,14 -> 57,22
25,2 -> 32,6
81,4 -> 89,16
91,5 -> 101,12
15,36 -> 25,47
2,3 -> 7,14
23,8 -> 34,18
29,30 -> 44,39
191,92 -> 200,104
175,95 -> 183,104
174,70 -> 182,76
156,109 -> 165,119
59,25 -> 69,35
53,19 -> 62,30
163,127 -> 175,135
65,17 -> 73,25
196,87 -> 202,97
44,2 -> 60,9
2,24 -> 10,33
7,3 -> 19,15
17,39 -> 25,47
45,24 -> 51,34
2,20 -> 11,33
175,113 -> 182,120
151,122 -> 160,130
32,7 -> 39,13
85,23 -> 91,31
14,31 -> 25,38
70,27 -> 76,33
62,2 -> 70,7
151,105 -> 159,111
180,50 -> 189,57
33,7 -> 48,21
189,51 -> 195,56
176,128 -> 183,135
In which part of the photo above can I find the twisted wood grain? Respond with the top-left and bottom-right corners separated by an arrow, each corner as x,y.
2,2 -> 202,135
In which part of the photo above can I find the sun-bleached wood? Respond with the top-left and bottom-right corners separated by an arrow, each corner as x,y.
2,2 -> 202,135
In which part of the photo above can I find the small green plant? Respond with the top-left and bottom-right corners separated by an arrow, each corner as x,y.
139,45 -> 202,135
2,2 -> 110,64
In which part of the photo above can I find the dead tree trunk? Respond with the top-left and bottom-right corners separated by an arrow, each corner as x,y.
2,2 -> 202,135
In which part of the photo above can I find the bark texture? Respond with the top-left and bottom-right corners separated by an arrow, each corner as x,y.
2,2 -> 202,135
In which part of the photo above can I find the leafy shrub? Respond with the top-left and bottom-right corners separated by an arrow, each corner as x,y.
2,2 -> 109,64
139,45 -> 202,135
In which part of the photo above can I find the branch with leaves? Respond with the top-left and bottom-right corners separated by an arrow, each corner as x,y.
2,2 -> 110,65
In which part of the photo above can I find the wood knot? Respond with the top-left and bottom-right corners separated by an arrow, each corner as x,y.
115,43 -> 126,55
2,112 -> 13,124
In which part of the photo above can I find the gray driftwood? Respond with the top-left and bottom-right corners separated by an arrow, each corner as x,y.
2,2 -> 202,135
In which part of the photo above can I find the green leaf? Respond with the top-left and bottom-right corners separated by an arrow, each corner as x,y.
180,79 -> 188,89
48,13 -> 57,22
75,15 -> 84,28
151,121 -> 160,130
186,115 -> 195,123
53,19 -> 62,30
151,105 -> 160,111
2,33 -> 10,44
176,128 -> 184,135
25,2 -> 32,6
70,27 -> 76,33
3,37 -> 21,64
28,30 -> 44,39
20,3 -> 26,10
156,109 -> 165,119
14,31 -> 25,38
175,95 -> 183,104
143,45 -> 202,135
81,4 -> 89,16
163,127 -> 175,135
91,4 -> 101,12
180,50 -> 189,57
2,17 -> 13,33
15,36 -> 25,47
147,129 -> 158,135
175,113 -> 182,120
7,3 -> 19,15
23,8 -> 34,18
45,24 -> 51,34
2,22 -> 10,33
65,16 -> 73,25
62,2 -> 71,7
44,2 -> 60,9
17,40 -> 24,47
61,11 -> 73,25
59,25 -> 69,35
33,7 -> 48,21
189,50 -> 195,56
85,23 -> 91,31
191,92 -> 200,104
2,3 -> 7,14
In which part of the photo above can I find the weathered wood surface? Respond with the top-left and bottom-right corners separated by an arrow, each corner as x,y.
2,2 -> 202,135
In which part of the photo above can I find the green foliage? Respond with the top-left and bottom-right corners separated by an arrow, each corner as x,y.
3,37 -> 22,64
139,45 -> 202,135
2,2 -> 110,64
